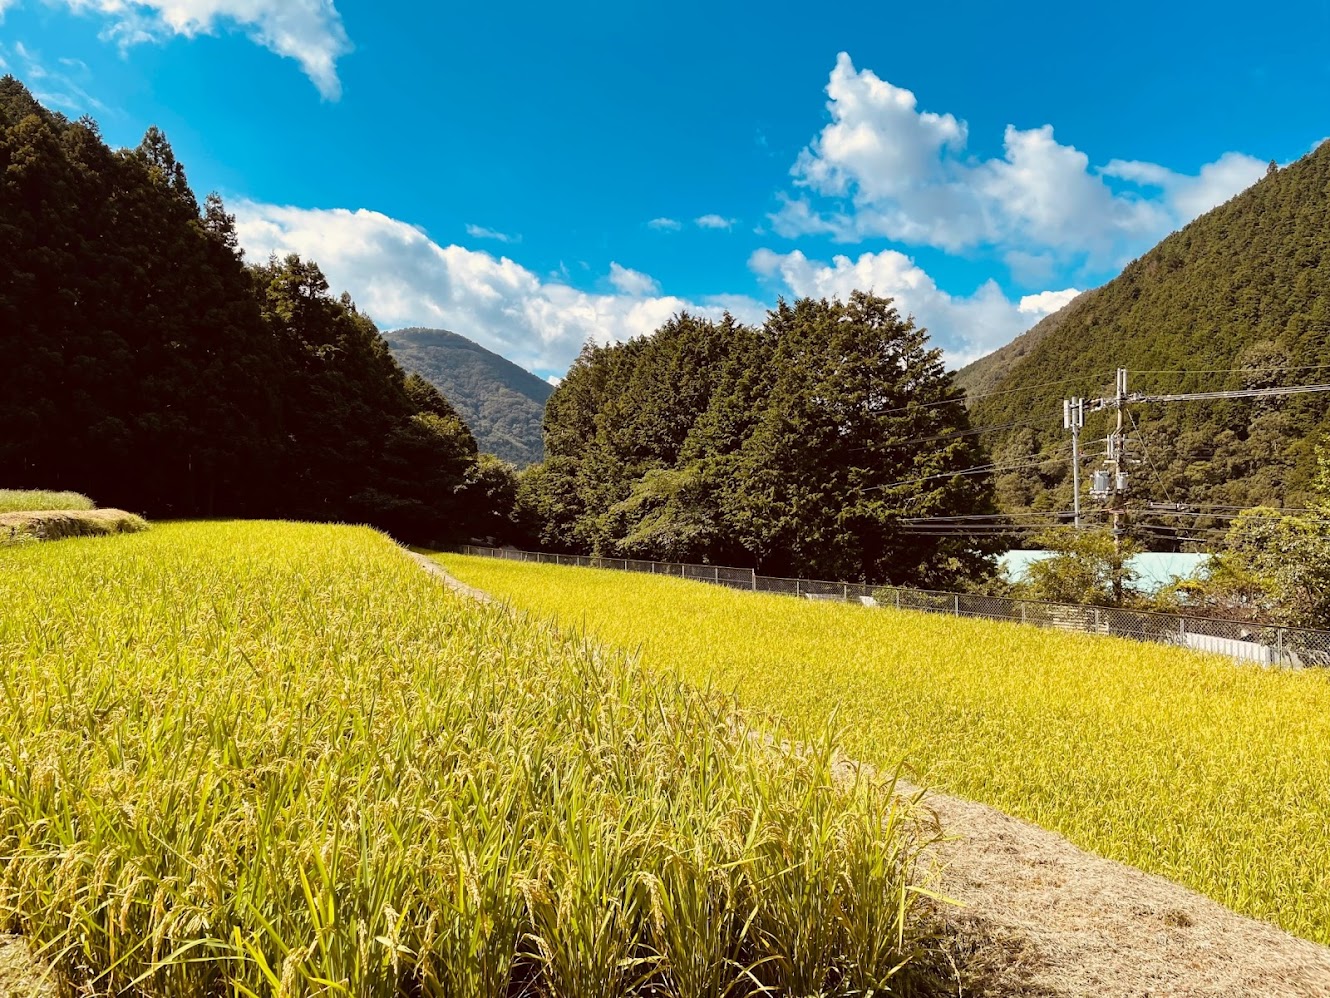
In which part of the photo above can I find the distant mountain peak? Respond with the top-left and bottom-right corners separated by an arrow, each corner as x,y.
384,328 -> 552,467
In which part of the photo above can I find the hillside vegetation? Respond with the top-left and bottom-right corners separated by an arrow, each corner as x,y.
0,80 -> 488,544
441,553 -> 1330,945
957,146 -> 1330,521
524,295 -> 999,587
386,327 -> 553,467
0,522 -> 946,997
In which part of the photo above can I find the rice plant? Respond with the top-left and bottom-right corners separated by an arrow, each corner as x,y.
0,491 -> 95,513
0,523 -> 941,996
440,553 -> 1330,945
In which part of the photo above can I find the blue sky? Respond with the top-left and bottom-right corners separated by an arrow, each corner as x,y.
2,0 -> 1328,379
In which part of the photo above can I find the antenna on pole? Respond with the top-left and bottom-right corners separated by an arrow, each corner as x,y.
1063,396 -> 1085,528
1086,368 -> 1131,602
1109,368 -> 1130,602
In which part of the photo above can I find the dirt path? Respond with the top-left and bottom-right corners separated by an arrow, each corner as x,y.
900,776 -> 1330,997
428,557 -> 1330,998
0,937 -> 53,998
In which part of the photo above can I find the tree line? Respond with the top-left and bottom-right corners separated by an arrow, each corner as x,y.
517,295 -> 1001,588
0,77 -> 494,543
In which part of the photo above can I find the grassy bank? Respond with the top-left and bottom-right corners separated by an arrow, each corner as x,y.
0,490 -> 94,514
0,523 -> 942,997
0,508 -> 148,546
439,553 -> 1330,944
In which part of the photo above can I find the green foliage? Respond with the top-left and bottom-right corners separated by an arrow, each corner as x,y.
0,521 -> 942,996
1162,507 -> 1330,627
537,294 -> 1000,586
387,328 -> 553,466
0,80 -> 490,544
1152,441 -> 1330,626
959,141 -> 1330,524
459,453 -> 524,542
1014,528 -> 1141,606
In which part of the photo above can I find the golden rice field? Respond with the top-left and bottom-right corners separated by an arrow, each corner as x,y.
439,554 -> 1330,945
0,490 -> 94,513
0,522 -> 946,997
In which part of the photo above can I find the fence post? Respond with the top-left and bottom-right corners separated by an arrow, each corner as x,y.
895,589 -> 901,610
1277,626 -> 1286,665
751,570 -> 757,592
714,566 -> 720,584
1093,607 -> 1102,632
796,580 -> 802,598
954,594 -> 960,617
844,583 -> 850,601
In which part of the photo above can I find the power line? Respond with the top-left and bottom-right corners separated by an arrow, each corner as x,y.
1139,508 -> 1330,530
865,453 -> 1067,493
1127,407 -> 1175,504
1134,383 -> 1330,404
850,418 -> 1051,453
1132,363 -> 1330,376
1148,501 -> 1326,515
899,509 -> 1078,522
872,373 -> 1113,421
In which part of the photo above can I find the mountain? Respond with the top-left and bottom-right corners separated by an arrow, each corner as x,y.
955,293 -> 1088,399
384,328 -> 553,467
956,145 -> 1330,534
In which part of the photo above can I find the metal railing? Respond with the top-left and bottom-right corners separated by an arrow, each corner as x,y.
458,545 -> 1330,668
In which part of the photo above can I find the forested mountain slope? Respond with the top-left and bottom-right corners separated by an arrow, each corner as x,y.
955,293 -> 1086,399
960,145 -> 1330,525
0,77 -> 485,543
385,328 -> 553,466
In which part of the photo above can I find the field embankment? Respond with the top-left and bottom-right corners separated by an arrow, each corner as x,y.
0,508 -> 147,546
0,522 -> 949,997
0,490 -> 146,547
0,491 -> 94,514
439,554 -> 1330,946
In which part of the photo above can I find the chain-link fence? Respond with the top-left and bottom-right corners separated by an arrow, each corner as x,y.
458,546 -> 1330,668
460,546 -> 758,589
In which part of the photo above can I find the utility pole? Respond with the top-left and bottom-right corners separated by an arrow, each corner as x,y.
1109,368 -> 1129,604
1087,368 -> 1131,603
1062,396 -> 1085,528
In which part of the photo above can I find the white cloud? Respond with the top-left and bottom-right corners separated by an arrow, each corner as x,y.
647,217 -> 682,231
1102,151 -> 1267,222
1,39 -> 108,113
780,52 -> 1267,269
696,214 -> 736,230
53,0 -> 351,99
1018,288 -> 1081,316
546,375 -> 563,387
465,224 -> 519,244
232,201 -> 768,376
750,246 -> 1073,367
608,262 -> 660,296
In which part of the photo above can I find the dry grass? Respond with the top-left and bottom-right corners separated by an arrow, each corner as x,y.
0,509 -> 147,547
